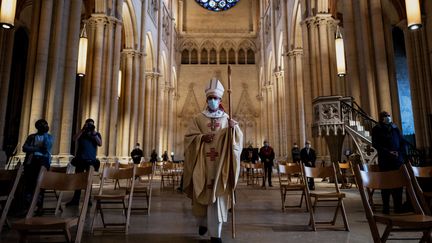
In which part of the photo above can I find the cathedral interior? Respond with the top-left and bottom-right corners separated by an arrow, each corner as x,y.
1,0 -> 432,242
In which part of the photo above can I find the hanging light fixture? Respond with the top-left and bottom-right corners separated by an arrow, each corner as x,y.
335,26 -> 346,77
405,0 -> 422,30
0,0 -> 17,29
77,24 -> 88,77
117,70 -> 122,98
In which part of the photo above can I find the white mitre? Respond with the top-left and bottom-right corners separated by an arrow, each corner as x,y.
205,78 -> 224,98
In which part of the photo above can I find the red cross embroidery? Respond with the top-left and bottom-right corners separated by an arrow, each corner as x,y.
206,148 -> 219,161
207,119 -> 220,131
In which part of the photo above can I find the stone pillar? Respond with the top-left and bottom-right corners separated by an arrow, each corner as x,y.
293,49 -> 306,146
129,52 -> 140,149
403,23 -> 432,149
144,73 -> 153,159
0,29 -> 15,151
369,0 -> 392,113
274,70 -> 286,157
286,52 -> 297,155
120,50 -> 134,157
58,0 -> 84,156
342,0 -> 361,103
28,0 -> 54,134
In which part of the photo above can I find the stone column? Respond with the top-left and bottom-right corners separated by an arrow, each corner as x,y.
342,0 -> 361,103
293,49 -> 306,146
28,0 -> 54,134
369,0 -> 392,113
58,0 -> 83,157
0,29 -> 15,151
286,52 -> 297,154
144,73 -> 153,159
129,51 -> 140,149
108,18 -> 122,157
120,50 -> 134,157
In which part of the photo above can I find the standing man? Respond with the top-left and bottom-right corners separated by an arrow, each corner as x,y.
184,78 -> 243,243
67,118 -> 102,206
300,140 -> 316,190
22,119 -> 53,211
258,140 -> 275,187
372,111 -> 406,214
131,143 -> 143,164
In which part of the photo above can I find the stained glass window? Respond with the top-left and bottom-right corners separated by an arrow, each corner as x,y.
195,0 -> 240,12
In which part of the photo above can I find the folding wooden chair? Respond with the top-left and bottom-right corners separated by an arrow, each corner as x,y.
250,163 -> 264,186
407,163 -> 432,215
277,163 -> 307,212
0,162 -> 23,234
338,161 -> 356,189
354,164 -> 432,242
160,162 -> 175,190
130,164 -> 154,214
43,165 -> 70,215
13,166 -> 93,243
301,162 -> 349,231
91,166 -> 136,234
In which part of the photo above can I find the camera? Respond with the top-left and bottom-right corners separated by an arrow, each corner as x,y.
85,123 -> 95,132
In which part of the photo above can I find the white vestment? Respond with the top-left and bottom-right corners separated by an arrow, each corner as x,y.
183,109 -> 243,226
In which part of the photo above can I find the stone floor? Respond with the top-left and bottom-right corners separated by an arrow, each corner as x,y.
0,176 -> 423,243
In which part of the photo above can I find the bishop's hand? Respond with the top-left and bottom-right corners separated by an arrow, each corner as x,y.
228,118 -> 238,128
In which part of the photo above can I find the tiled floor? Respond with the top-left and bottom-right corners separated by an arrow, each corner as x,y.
0,176 -> 422,243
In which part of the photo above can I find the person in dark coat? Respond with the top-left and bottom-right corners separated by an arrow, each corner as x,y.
372,111 -> 406,214
150,149 -> 158,163
131,143 -> 144,164
291,143 -> 301,163
300,140 -> 316,190
258,140 -> 275,187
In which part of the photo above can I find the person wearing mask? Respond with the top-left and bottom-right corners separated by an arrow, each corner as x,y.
131,143 -> 144,164
291,143 -> 301,163
150,149 -> 158,163
162,151 -> 169,161
67,118 -> 102,206
300,140 -> 316,190
22,119 -> 53,212
183,78 -> 243,243
372,111 -> 406,214
259,140 -> 275,187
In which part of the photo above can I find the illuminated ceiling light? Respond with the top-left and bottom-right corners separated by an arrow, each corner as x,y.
77,25 -> 88,77
335,26 -> 346,77
405,0 -> 422,30
0,0 -> 17,29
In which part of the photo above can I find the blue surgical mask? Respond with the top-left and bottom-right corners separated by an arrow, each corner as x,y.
384,116 -> 392,124
208,99 -> 219,111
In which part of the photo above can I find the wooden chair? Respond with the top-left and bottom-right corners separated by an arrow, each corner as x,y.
0,162 -> 23,234
130,163 -> 154,214
160,162 -> 175,190
44,165 -> 69,215
407,163 -> 432,215
91,166 -> 136,234
277,163 -> 307,212
250,163 -> 265,186
301,163 -> 349,231
353,164 -> 432,242
13,166 -> 93,243
338,161 -> 356,189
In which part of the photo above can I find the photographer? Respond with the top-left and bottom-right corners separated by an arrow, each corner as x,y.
66,118 -> 102,206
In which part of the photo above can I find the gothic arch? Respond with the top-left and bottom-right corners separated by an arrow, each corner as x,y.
122,0 -> 139,49
145,32 -> 155,71
290,0 -> 303,50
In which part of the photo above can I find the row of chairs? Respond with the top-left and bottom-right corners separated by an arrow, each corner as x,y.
277,161 -> 432,241
0,162 -> 155,242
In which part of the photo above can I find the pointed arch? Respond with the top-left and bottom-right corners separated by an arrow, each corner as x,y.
122,1 -> 139,49
145,32 -> 155,71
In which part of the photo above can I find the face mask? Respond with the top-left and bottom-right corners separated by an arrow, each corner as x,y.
208,98 -> 220,111
306,144 -> 311,149
294,145 -> 298,148
264,143 -> 269,147
384,116 -> 392,124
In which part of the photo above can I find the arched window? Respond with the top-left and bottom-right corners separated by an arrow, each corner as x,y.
181,49 -> 189,64
238,49 -> 246,64
191,49 -> 198,64
201,49 -> 208,64
247,49 -> 255,64
219,49 -> 227,64
228,48 -> 236,64
210,49 -> 217,64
